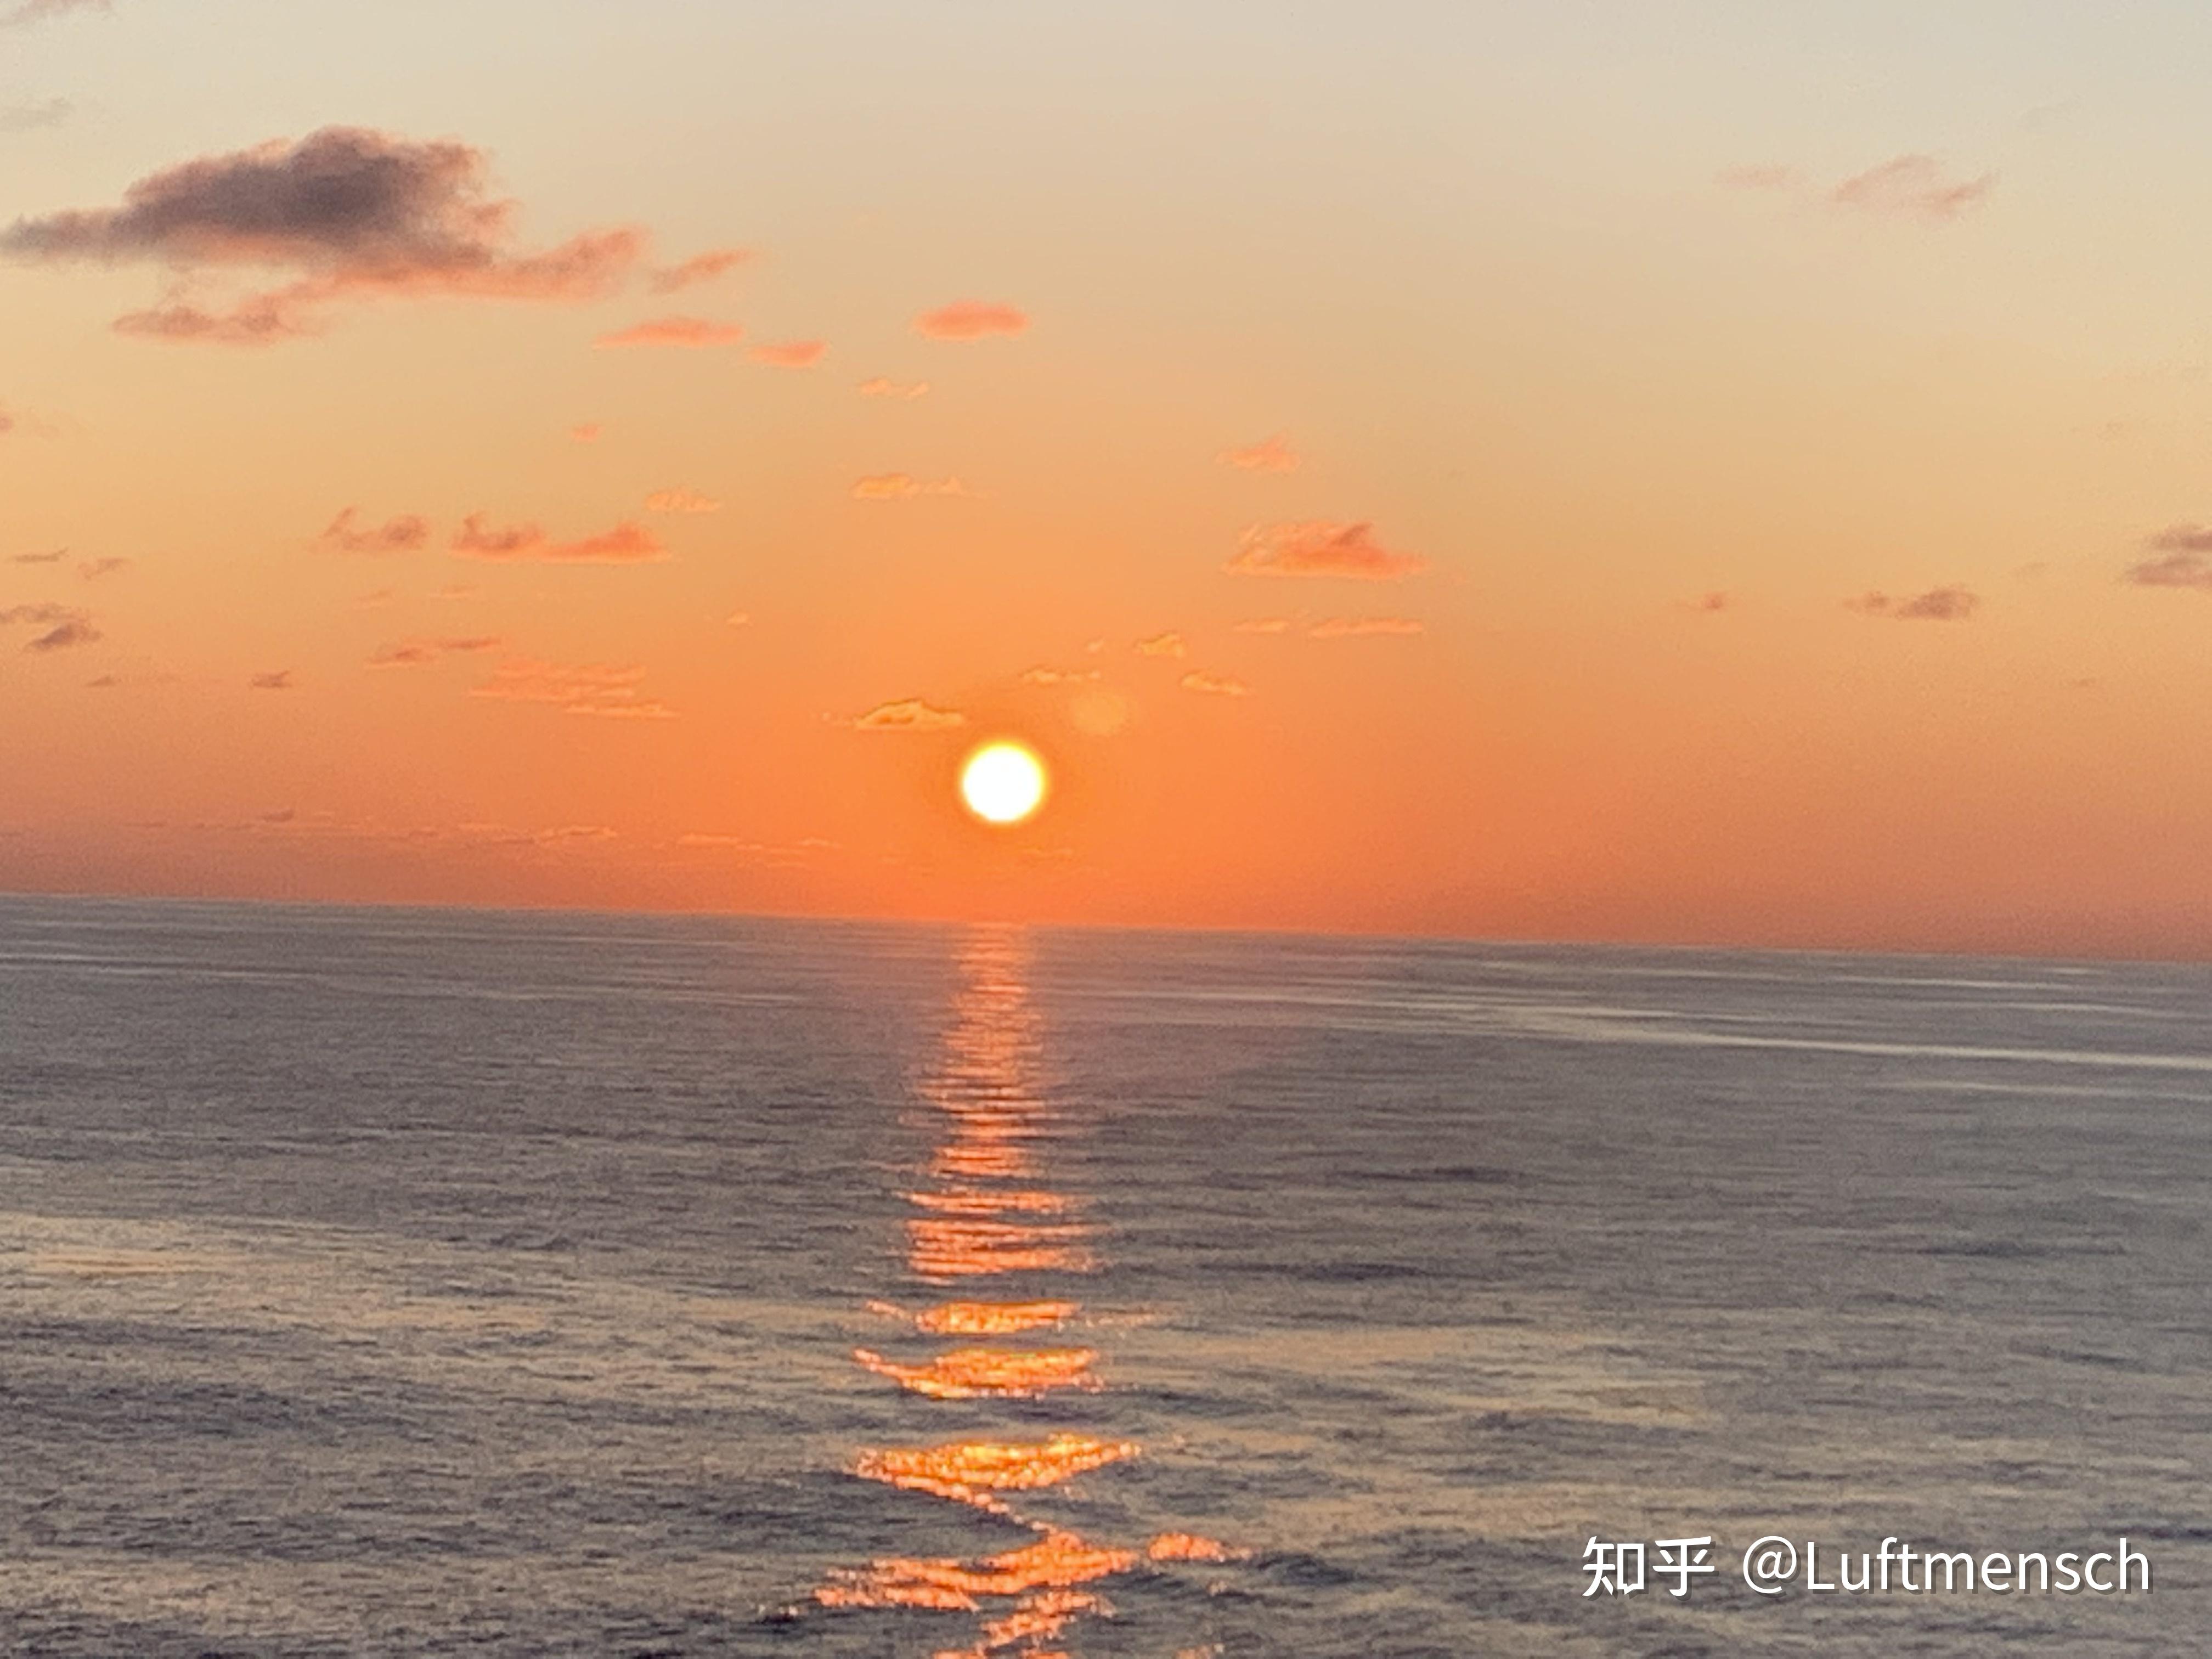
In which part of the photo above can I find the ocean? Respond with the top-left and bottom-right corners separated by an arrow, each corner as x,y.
0,895 -> 2205,1655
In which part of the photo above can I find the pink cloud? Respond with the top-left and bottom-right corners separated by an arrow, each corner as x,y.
850,473 -> 972,500
1228,520 -> 1426,580
471,656 -> 673,718
1832,155 -> 1995,223
1,127 -> 645,343
1216,433 -> 1298,473
750,339 -> 825,368
913,299 -> 1027,341
846,697 -> 965,731
594,315 -> 742,348
569,422 -> 601,442
644,487 -> 721,514
857,376 -> 929,399
321,506 -> 430,555
1179,670 -> 1250,697
648,247 -> 753,293
450,515 -> 669,564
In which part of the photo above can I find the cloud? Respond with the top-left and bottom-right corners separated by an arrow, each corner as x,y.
0,98 -> 71,131
450,514 -> 668,563
3,0 -> 109,26
1228,520 -> 1426,580
431,582 -> 478,601
857,376 -> 929,399
644,487 -> 721,514
1832,155 -> 1995,223
845,697 -> 965,732
850,472 -> 972,500
1,127 -> 644,342
2127,524 -> 2212,591
725,610 -> 750,627
1,601 -> 100,651
569,422 -> 601,442
1684,590 -> 1730,612
1019,664 -> 1101,685
750,339 -> 825,368
249,669 -> 294,690
648,247 -> 753,293
470,656 -> 672,718
913,299 -> 1027,340
321,507 -> 431,555
1716,163 -> 1797,190
1133,631 -> 1186,658
0,410 -> 12,435
594,314 -> 741,348
1233,616 -> 1293,634
9,547 -> 66,565
370,635 -> 502,667
77,556 -> 129,580
1848,585 -> 1979,621
1307,615 -> 1422,637
1216,433 -> 1298,473
1179,670 -> 1250,697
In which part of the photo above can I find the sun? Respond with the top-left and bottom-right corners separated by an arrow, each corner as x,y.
959,741 -> 1048,825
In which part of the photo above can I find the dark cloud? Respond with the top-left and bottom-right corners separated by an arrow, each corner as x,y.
249,669 -> 294,690
1,126 -> 644,342
322,507 -> 431,554
450,514 -> 668,563
77,556 -> 128,580
1848,585 -> 1978,621
9,548 -> 65,564
1,602 -> 101,651
2128,524 -> 2212,591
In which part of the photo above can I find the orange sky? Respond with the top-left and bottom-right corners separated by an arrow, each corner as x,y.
5,2 -> 2212,955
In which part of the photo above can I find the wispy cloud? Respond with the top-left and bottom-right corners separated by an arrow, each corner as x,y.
844,697 -> 965,732
1216,433 -> 1298,473
648,247 -> 752,293
1683,590 -> 1730,613
1716,163 -> 1798,190
1019,664 -> 1101,685
594,315 -> 742,348
370,635 -> 502,667
2126,524 -> 2212,591
450,515 -> 669,564
1832,155 -> 1995,223
1180,670 -> 1251,697
470,656 -> 673,718
0,97 -> 71,131
644,487 -> 721,514
750,339 -> 825,368
9,547 -> 66,565
725,610 -> 750,627
249,669 -> 294,690
1308,615 -> 1421,637
1133,631 -> 1187,658
3,0 -> 110,28
857,376 -> 929,399
0,601 -> 100,651
1,126 -> 643,342
76,556 -> 129,580
1232,616 -> 1293,634
913,299 -> 1027,341
322,507 -> 430,555
568,422 -> 601,442
1228,520 -> 1426,580
1847,585 -> 1978,621
850,472 -> 972,500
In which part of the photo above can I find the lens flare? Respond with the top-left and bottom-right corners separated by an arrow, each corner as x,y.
958,741 -> 1048,825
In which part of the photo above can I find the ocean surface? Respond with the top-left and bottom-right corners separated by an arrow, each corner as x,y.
0,895 -> 2207,1656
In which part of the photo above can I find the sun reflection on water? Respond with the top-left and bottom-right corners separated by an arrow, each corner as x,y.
814,928 -> 1241,1652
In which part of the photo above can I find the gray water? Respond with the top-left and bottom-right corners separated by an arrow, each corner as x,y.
0,895 -> 2206,1655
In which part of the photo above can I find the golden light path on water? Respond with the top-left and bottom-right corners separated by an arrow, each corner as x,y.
815,928 -> 1246,1656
